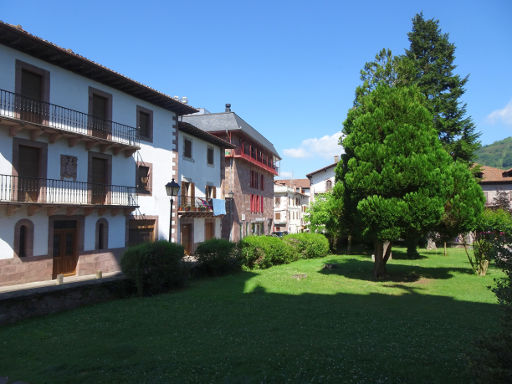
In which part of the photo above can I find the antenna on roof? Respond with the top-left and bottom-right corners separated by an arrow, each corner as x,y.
225,103 -> 231,112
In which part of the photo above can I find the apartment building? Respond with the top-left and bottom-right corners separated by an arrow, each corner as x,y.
273,179 -> 310,233
306,156 -> 339,204
177,121 -> 234,254
0,23 -> 196,286
182,105 -> 280,241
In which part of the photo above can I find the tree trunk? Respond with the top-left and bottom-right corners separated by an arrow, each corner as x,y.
405,234 -> 420,258
373,240 -> 390,279
444,241 -> 447,256
347,234 -> 352,255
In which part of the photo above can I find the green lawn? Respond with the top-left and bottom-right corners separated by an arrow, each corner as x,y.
0,248 -> 504,383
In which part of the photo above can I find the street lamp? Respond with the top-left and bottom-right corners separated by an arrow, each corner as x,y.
165,179 -> 180,242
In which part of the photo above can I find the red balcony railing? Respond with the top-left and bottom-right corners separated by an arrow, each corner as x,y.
226,148 -> 278,175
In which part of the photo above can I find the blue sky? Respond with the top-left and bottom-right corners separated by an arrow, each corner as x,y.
3,0 -> 512,178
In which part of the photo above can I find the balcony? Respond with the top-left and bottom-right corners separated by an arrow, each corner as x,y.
0,174 -> 137,216
0,89 -> 139,156
178,196 -> 225,217
225,148 -> 278,175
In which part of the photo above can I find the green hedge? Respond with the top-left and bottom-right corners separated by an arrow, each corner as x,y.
283,233 -> 330,259
195,238 -> 240,276
121,241 -> 186,296
239,236 -> 295,269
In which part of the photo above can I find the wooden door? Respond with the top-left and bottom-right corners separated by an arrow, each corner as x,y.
181,224 -> 192,255
205,221 -> 214,241
19,69 -> 43,124
52,220 -> 78,278
91,93 -> 110,138
91,157 -> 107,204
17,145 -> 40,202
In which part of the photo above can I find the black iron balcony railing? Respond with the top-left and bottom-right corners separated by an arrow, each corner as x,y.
178,196 -> 213,212
0,174 -> 138,206
0,89 -> 139,147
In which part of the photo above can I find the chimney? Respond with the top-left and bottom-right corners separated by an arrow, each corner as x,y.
334,155 -> 339,163
225,103 -> 231,112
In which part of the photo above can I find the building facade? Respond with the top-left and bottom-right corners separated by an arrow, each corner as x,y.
273,179 -> 310,233
306,157 -> 339,204
182,105 -> 280,241
0,23 -> 195,286
177,121 -> 234,254
477,165 -> 512,208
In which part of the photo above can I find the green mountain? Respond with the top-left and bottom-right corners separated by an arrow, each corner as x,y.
475,137 -> 512,169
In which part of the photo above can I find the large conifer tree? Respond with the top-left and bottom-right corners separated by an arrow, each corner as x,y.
406,13 -> 480,163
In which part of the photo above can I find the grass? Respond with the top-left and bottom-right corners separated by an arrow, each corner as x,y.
0,248 -> 504,383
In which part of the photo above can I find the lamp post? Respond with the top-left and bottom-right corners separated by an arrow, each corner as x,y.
165,179 -> 180,242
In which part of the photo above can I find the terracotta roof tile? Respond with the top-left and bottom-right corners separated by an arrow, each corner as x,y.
478,165 -> 512,183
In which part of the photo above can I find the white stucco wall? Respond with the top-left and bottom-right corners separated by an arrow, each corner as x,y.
0,43 -> 177,260
309,164 -> 336,204
481,184 -> 512,207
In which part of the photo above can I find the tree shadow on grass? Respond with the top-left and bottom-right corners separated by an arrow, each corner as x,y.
319,257 -> 474,283
0,269 -> 501,384
391,249 -> 427,260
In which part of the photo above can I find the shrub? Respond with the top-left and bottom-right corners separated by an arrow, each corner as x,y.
283,233 -> 330,259
239,236 -> 295,269
195,238 -> 240,276
121,240 -> 186,296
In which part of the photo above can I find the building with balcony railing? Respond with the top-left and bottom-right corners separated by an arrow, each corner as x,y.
177,121 -> 234,254
273,179 -> 310,234
182,104 -> 281,241
0,22 -> 196,287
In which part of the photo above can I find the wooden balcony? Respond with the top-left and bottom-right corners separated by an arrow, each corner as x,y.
0,174 -> 138,216
0,89 -> 140,156
225,148 -> 278,175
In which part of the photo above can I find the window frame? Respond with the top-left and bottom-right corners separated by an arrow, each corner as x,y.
184,137 -> 193,159
136,161 -> 153,196
207,145 -> 214,166
95,218 -> 109,250
14,218 -> 34,258
136,105 -> 154,143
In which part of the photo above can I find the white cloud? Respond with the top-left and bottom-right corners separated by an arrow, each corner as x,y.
487,99 -> 512,126
283,132 -> 344,160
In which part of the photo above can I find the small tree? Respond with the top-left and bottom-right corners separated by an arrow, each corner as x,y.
341,84 -> 453,278
306,188 -> 343,251
493,191 -> 511,212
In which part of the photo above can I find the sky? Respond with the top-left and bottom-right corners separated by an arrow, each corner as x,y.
2,0 -> 512,179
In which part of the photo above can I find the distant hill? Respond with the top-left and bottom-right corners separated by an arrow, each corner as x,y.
475,137 -> 512,169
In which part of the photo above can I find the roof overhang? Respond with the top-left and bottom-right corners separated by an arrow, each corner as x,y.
0,22 -> 198,116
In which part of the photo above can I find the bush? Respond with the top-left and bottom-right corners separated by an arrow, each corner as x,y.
239,236 -> 295,269
121,241 -> 186,296
195,238 -> 240,276
283,233 -> 330,259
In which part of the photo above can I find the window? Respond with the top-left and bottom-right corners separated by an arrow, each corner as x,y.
136,162 -> 152,195
276,212 -> 281,220
205,185 -> 216,199
326,179 -> 333,191
127,218 -> 156,246
275,196 -> 281,206
95,218 -> 109,250
184,138 -> 192,159
207,146 -> 214,165
261,175 -> 264,191
88,87 -> 112,139
137,106 -> 153,142
14,219 -> 34,258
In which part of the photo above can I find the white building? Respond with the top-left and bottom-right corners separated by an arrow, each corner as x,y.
177,121 -> 234,254
478,165 -> 512,208
306,157 -> 339,204
273,179 -> 310,234
0,23 -> 196,286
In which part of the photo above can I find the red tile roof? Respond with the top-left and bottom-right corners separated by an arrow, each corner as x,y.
478,165 -> 512,184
